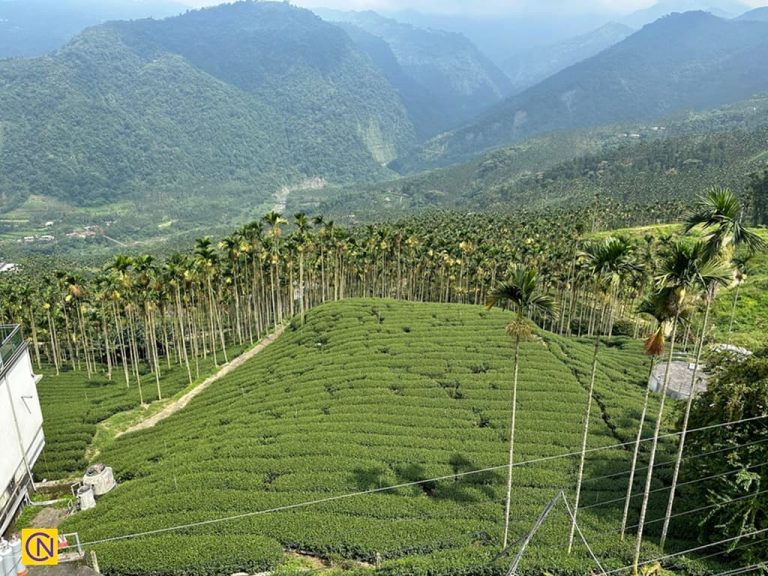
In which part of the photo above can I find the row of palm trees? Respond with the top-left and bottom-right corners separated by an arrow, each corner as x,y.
1,208 -> 649,389
0,190 -> 762,569
486,188 -> 764,572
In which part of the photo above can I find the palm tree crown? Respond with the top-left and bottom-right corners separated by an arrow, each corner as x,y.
684,187 -> 766,256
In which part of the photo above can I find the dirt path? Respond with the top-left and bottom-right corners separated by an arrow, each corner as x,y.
118,325 -> 285,437
30,507 -> 68,529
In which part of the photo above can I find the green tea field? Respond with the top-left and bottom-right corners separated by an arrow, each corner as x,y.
56,299 -> 723,575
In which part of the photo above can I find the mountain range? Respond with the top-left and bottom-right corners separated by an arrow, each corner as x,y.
501,22 -> 635,95
315,9 -> 511,139
398,11 -> 768,172
2,1 -> 768,229
0,0 -> 186,58
0,1 -> 415,210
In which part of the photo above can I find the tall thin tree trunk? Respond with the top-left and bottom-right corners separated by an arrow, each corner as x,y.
659,292 -> 712,550
621,357 -> 656,539
502,333 -> 521,550
632,313 -> 680,574
568,331 -> 600,553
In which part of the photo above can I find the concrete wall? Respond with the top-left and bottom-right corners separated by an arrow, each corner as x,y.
0,346 -> 44,534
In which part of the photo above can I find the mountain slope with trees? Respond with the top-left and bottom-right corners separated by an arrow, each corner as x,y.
0,1 -> 416,211
401,12 -> 768,171
291,96 -> 768,222
502,22 -> 634,95
0,0 -> 185,58
318,9 -> 512,138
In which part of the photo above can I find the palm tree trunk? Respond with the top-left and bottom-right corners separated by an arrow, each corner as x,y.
299,252 -> 305,324
632,313 -> 680,574
502,333 -> 521,550
621,357 -> 656,539
659,292 -> 712,550
568,331 -> 600,553
728,284 -> 741,336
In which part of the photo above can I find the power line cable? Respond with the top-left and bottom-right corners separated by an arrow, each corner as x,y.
580,460 -> 767,511
580,436 -> 768,486
624,488 -> 768,532
602,527 -> 768,575
712,562 -> 767,576
60,414 -> 766,550
560,493 -> 607,575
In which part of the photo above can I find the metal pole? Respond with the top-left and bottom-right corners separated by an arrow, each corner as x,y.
507,491 -> 563,575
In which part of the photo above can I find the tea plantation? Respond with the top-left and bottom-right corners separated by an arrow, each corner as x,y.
58,300 -> 720,575
34,347 -> 247,481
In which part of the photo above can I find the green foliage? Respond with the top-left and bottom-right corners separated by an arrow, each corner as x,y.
678,347 -> 768,565
95,535 -> 283,576
293,97 -> 768,222
403,12 -> 768,169
0,2 -> 414,212
57,300 -> 690,575
328,10 -> 510,139
33,354 -> 237,480
748,169 -> 768,227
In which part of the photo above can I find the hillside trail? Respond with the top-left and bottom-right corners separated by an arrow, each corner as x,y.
117,325 -> 285,437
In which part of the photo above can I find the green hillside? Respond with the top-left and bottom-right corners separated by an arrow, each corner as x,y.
290,96 -> 768,222
0,0 -> 185,58
58,299 -> 725,575
502,22 -> 634,95
400,12 -> 768,171
0,1 -> 414,212
321,10 -> 512,139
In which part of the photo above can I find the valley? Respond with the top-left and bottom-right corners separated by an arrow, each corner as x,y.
1,1 -> 767,575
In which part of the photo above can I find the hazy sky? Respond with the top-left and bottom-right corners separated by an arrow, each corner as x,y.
178,0 -> 768,16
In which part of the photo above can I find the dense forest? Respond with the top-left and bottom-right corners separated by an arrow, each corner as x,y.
402,11 -> 768,171
0,2 -> 414,211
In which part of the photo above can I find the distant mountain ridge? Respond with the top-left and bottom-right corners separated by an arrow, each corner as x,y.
621,0 -> 748,27
736,6 -> 768,21
0,1 -> 416,210
397,11 -> 768,172
0,0 -> 186,58
502,22 -> 634,95
316,9 -> 512,138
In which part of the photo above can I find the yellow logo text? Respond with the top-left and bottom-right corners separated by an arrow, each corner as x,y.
21,529 -> 59,566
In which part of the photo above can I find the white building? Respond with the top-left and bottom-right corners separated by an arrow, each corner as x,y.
0,325 -> 44,535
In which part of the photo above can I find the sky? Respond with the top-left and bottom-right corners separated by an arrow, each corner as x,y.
177,0 -> 768,16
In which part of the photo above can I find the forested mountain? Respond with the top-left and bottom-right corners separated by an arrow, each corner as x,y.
399,12 -> 768,172
291,96 -> 768,221
317,9 -> 512,138
0,1 -> 416,211
0,0 -> 185,58
622,0 -> 746,27
736,6 -> 768,21
502,23 -> 634,95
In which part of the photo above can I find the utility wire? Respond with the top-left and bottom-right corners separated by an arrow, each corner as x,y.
624,488 -> 768,532
712,562 -> 767,576
580,437 -> 768,486
60,414 -> 766,550
560,493 -> 607,575
602,527 -> 768,575
580,461 -> 767,511
695,538 -> 765,562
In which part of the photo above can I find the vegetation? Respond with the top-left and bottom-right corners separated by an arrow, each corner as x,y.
1,190 -> 761,574
678,346 -> 768,565
325,10 -> 511,139
0,1 -> 414,213
291,96 -> 768,222
401,12 -> 768,169
61,299 -> 681,576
